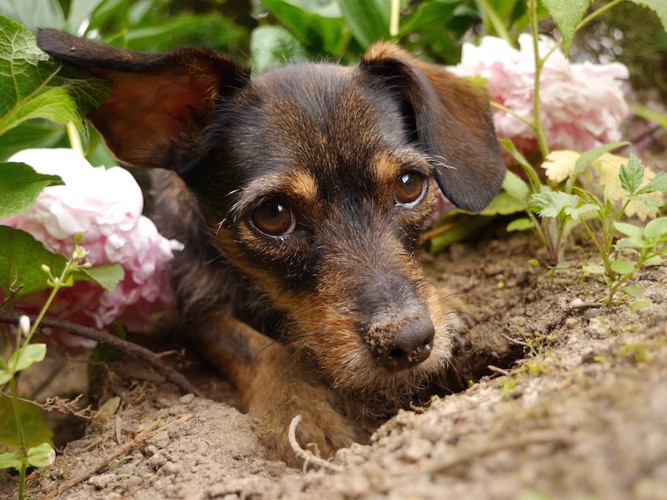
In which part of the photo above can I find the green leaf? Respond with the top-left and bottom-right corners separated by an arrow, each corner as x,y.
627,0 -> 667,31
0,162 -> 63,217
27,443 -> 55,468
0,451 -> 22,470
0,0 -> 65,34
338,0 -> 390,49
260,0 -> 351,56
530,192 -> 581,218
629,299 -> 651,310
480,192 -> 527,216
565,141 -> 629,193
77,264 -> 125,292
618,154 -> 645,196
636,172 -> 667,195
250,26 -> 307,75
644,217 -> 667,242
581,265 -> 605,274
611,259 -> 635,275
502,170 -> 531,204
614,221 -> 643,240
6,344 -> 47,374
622,285 -> 644,298
429,215 -> 493,254
507,217 -> 535,232
0,394 -> 52,449
0,15 -> 110,136
540,0 -> 590,54
0,226 -> 69,298
565,203 -> 598,220
615,237 -> 643,252
631,103 -> 667,129
644,255 -> 662,266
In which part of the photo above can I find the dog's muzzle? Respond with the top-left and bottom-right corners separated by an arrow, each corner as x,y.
364,308 -> 435,371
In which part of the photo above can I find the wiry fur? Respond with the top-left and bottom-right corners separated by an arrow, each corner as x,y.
37,29 -> 505,463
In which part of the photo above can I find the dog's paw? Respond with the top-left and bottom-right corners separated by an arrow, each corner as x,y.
248,371 -> 362,466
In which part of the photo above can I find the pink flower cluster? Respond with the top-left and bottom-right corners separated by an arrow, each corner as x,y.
450,34 -> 630,156
1,149 -> 183,349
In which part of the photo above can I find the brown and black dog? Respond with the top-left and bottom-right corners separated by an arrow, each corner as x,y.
37,29 -> 505,462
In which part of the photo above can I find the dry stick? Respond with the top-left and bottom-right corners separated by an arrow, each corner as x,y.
0,312 -> 201,397
427,431 -> 572,475
288,415 -> 343,473
43,414 -> 192,498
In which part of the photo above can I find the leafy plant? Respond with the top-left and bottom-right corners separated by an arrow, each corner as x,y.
532,154 -> 667,305
0,14 -> 122,498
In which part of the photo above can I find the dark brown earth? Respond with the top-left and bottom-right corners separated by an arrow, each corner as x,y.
2,225 -> 666,499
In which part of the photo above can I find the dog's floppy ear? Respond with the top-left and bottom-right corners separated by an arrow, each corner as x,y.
360,43 -> 504,212
37,29 -> 248,172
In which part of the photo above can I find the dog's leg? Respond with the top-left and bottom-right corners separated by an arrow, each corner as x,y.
190,311 -> 361,463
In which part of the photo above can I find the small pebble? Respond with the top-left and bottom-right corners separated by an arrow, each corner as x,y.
87,473 -> 115,490
148,453 -> 167,469
161,461 -> 180,476
565,317 -> 578,329
124,475 -> 142,489
151,430 -> 171,448
179,393 -> 195,404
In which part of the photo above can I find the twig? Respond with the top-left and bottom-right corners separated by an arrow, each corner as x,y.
43,414 -> 192,498
427,431 -> 572,475
487,365 -> 511,377
288,415 -> 343,473
0,312 -> 201,397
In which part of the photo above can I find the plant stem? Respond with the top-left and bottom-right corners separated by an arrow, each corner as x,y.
66,122 -> 84,157
476,0 -> 513,45
24,259 -> 74,347
528,0 -> 550,159
9,377 -> 27,500
389,0 -> 400,38
490,101 -> 536,129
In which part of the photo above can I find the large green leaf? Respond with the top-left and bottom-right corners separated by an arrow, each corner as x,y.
0,15 -> 110,136
338,0 -> 390,48
261,0 -> 351,56
0,226 -> 124,299
250,26 -> 308,75
0,162 -> 63,217
0,226 -> 69,298
0,395 -> 52,450
540,0 -> 590,54
628,0 -> 667,31
0,0 -> 65,34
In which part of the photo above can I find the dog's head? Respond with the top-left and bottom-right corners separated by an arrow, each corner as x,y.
38,30 -> 504,398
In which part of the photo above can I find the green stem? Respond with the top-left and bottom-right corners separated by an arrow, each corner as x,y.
389,0 -> 400,38
476,0 -> 513,45
576,0 -> 625,32
23,260 -> 73,347
581,218 -> 614,277
528,0 -> 550,159
490,101 -> 536,129
9,377 -> 27,500
66,122 -> 84,157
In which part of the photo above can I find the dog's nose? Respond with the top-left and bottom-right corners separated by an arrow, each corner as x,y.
367,315 -> 435,372
385,316 -> 435,371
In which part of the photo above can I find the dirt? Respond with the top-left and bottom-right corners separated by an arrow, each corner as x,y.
2,228 -> 667,500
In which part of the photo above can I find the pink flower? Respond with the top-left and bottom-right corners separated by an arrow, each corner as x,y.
1,149 -> 183,349
450,34 -> 630,156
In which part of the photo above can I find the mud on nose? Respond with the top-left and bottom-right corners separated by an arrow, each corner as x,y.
366,314 -> 435,372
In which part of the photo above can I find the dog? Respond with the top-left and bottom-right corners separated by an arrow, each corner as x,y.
37,29 -> 505,462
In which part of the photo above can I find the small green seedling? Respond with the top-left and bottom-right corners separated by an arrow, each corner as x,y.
531,155 -> 667,305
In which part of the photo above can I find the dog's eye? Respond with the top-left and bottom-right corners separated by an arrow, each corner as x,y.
394,171 -> 426,206
251,198 -> 296,237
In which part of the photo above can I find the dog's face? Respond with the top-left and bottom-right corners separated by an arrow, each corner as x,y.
37,31 -> 505,398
